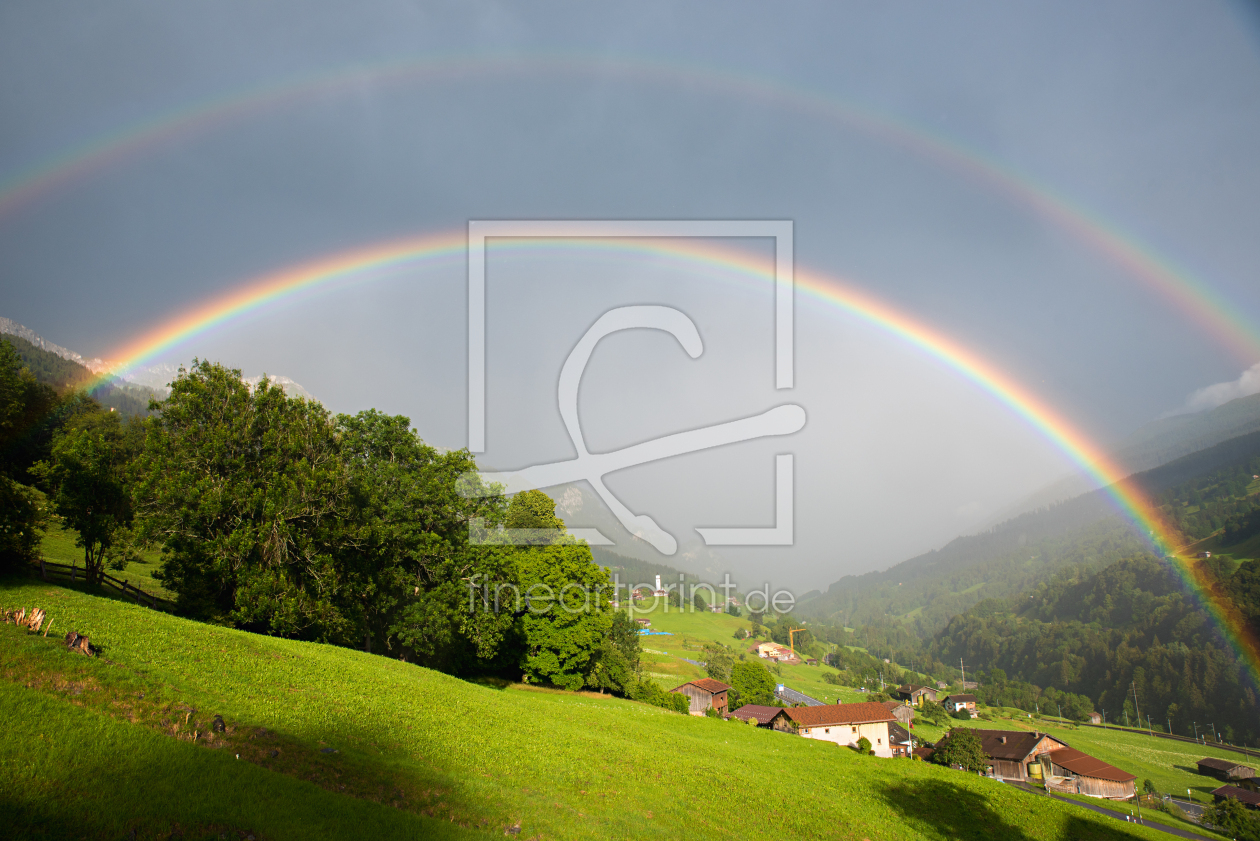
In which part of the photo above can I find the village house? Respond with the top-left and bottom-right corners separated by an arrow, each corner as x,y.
1043,747 -> 1136,799
1087,712 -> 1102,725
894,684 -> 938,706
755,641 -> 788,659
944,694 -> 977,716
936,729 -> 1068,782
881,700 -> 915,727
780,703 -> 898,757
725,705 -> 794,731
670,678 -> 731,716
1212,786 -> 1260,809
1198,757 -> 1257,784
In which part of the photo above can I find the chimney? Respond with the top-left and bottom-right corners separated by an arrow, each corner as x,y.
999,736 -> 1006,744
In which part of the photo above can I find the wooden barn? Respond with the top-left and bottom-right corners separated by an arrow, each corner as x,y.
882,700 -> 915,726
670,678 -> 731,716
1197,757 -> 1257,784
943,730 -> 1067,781
1043,748 -> 1136,800
894,684 -> 938,706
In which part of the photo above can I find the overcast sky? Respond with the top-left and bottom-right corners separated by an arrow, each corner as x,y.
3,2 -> 1259,591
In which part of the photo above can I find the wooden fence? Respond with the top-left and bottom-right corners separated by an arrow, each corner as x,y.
32,559 -> 174,612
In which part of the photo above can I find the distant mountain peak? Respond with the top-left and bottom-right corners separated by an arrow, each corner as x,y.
1,316 -> 313,399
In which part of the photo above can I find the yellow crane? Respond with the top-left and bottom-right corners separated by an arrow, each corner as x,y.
789,627 -> 807,657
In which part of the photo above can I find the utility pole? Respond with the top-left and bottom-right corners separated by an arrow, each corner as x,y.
960,658 -> 965,689
1193,722 -> 1199,743
1167,717 -> 1172,736
1131,682 -> 1142,735
1102,710 -> 1106,729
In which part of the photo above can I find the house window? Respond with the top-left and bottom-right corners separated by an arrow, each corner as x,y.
877,738 -> 882,745
851,726 -> 857,733
824,728 -> 830,734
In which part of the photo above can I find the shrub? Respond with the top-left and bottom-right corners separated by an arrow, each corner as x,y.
952,708 -> 972,720
627,681 -> 690,714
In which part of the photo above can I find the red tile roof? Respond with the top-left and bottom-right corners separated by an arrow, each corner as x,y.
674,678 -> 731,695
1048,748 -> 1136,783
783,702 -> 896,728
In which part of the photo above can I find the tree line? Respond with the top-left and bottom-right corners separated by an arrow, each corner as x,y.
2,348 -> 670,700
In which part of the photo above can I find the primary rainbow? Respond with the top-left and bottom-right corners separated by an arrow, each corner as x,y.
89,231 -> 1260,685
1,54 -> 1257,365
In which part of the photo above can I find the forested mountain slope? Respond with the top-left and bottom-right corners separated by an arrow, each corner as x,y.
930,554 -> 1260,744
802,429 -> 1260,635
3,334 -> 157,416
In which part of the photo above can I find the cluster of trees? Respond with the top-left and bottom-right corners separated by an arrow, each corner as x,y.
4,352 -> 677,699
700,641 -> 780,707
932,555 -> 1258,741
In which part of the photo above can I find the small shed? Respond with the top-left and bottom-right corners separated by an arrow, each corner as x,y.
1087,712 -> 1102,725
1212,785 -> 1260,809
1043,748 -> 1136,800
671,678 -> 731,716
1198,757 -> 1257,783
725,704 -> 790,730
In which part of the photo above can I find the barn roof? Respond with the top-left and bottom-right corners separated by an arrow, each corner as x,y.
783,702 -> 896,728
950,729 -> 1066,762
674,678 -> 731,694
1213,785 -> 1260,807
724,705 -> 785,725
1048,748 -> 1136,783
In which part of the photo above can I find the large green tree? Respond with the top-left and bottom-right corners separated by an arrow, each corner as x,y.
32,408 -> 137,584
134,362 -> 352,632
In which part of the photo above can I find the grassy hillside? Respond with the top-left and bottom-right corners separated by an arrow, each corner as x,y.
0,577 -> 1171,841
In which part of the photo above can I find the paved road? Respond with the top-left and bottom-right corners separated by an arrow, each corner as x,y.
776,686 -> 824,706
1006,782 -> 1214,840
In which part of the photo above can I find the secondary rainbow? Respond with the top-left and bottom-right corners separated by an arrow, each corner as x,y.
89,231 -> 1260,685
1,54 -> 1257,365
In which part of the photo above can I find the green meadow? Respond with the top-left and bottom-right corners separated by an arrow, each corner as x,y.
0,577 -> 1174,841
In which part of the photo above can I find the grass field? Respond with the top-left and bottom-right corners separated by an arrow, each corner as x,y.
0,576 -> 1174,841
